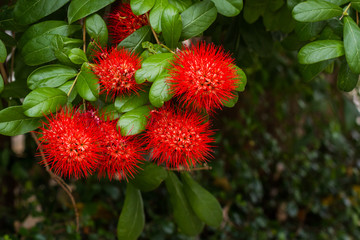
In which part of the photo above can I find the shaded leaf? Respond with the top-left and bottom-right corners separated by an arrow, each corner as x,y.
298,40 -> 344,64
118,26 -> 152,54
131,162 -> 168,192
115,90 -> 149,113
299,59 -> 334,81
0,106 -> 40,136
211,0 -> 243,17
169,0 -> 191,12
337,59 -> 359,91
0,39 -> 6,63
22,87 -> 68,117
68,0 -> 115,24
343,16 -> 360,74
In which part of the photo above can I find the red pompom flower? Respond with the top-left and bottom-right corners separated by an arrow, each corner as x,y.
38,108 -> 103,179
108,3 -> 148,45
92,47 -> 142,99
98,120 -> 144,180
168,42 -> 239,112
144,104 -> 215,168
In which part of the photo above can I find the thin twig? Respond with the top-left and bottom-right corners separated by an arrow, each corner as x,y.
0,63 -> 8,83
145,13 -> 161,45
357,11 -> 359,25
10,31 -> 15,82
166,166 -> 213,171
67,73 -> 80,96
160,43 -> 175,54
82,18 -> 86,53
30,132 -> 80,233
339,3 -> 351,20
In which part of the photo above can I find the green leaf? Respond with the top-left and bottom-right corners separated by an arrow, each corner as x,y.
0,75 -> 3,94
85,14 -> 108,46
165,172 -> 204,236
118,26 -> 152,54
0,81 -> 31,99
27,64 -> 78,90
115,90 -> 149,113
295,21 -> 326,41
243,0 -> 284,24
181,1 -> 217,39
352,1 -> 360,11
68,0 -> 115,24
337,59 -> 359,91
181,172 -> 223,228
100,104 -> 122,120
57,80 -> 78,102
149,72 -> 173,107
117,105 -> 151,136
13,0 -> 70,25
117,183 -> 145,240
292,0 -> 342,22
222,92 -> 239,108
0,106 -> 41,136
168,0 -> 191,12
149,0 -> 169,33
263,5 -> 296,33
21,34 -> 57,66
22,87 -> 68,117
299,59 -> 334,81
235,66 -> 247,92
298,40 -> 344,64
161,5 -> 182,49
76,63 -> 99,101
0,40 -> 6,63
131,162 -> 168,192
131,0 -> 156,15
211,0 -> 243,17
135,53 -> 173,83
68,48 -> 88,65
343,16 -> 360,74
18,21 -> 81,49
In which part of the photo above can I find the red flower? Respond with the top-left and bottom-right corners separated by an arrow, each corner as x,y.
38,108 -> 103,179
98,120 -> 144,180
144,104 -> 215,168
92,47 -> 142,99
168,42 -> 238,112
108,3 -> 148,45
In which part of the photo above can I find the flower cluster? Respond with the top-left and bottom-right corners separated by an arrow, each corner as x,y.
37,3 -> 242,179
38,107 -> 144,179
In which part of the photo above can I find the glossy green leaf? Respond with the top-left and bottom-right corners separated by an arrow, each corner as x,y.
352,1 -> 360,11
131,0 -> 156,15
299,59 -> 334,81
181,1 -> 217,39
337,59 -> 359,92
27,64 -> 78,90
13,0 -> 69,25
76,63 -> 99,101
0,106 -> 41,136
0,40 -> 6,63
235,66 -> 247,92
298,40 -> 344,64
117,105 -> 151,136
115,90 -> 149,113
86,14 -> 108,46
0,75 -> 4,94
222,92 -> 239,108
295,21 -> 326,41
18,21 -> 81,48
292,0 -> 342,22
68,48 -> 88,65
100,104 -> 122,120
118,26 -> 152,54
211,0 -> 243,17
117,183 -> 145,240
149,72 -> 173,107
21,34 -> 58,66
162,5 -> 182,49
149,0 -> 169,33
22,87 -> 68,117
135,53 -> 173,83
165,172 -> 204,236
57,80 -> 78,102
68,0 -> 115,24
131,162 -> 168,192
343,16 -> 360,74
181,172 -> 223,228
168,0 -> 192,12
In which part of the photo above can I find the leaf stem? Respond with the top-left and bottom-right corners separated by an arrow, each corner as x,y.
82,18 -> 86,53
67,72 -> 80,96
160,43 -> 175,54
166,165 -> 213,171
30,132 -> 80,233
0,63 -> 7,83
340,3 -> 351,20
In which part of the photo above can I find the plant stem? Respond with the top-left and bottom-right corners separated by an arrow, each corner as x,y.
82,18 -> 86,53
340,3 -> 351,20
145,13 -> 161,44
67,72 -> 80,96
0,63 -> 8,83
31,132 -> 80,233
166,166 -> 213,171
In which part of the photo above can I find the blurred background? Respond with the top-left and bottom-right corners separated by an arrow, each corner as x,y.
1,7 -> 360,240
